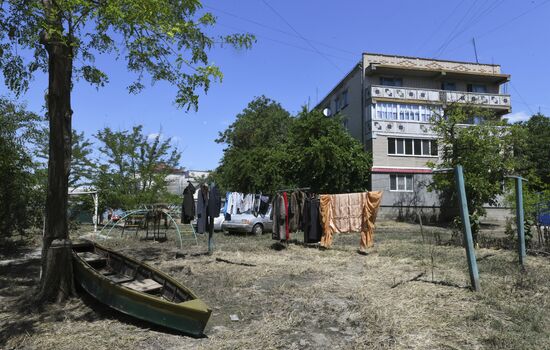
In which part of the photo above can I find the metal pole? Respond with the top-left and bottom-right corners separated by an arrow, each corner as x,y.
454,165 -> 480,291
208,216 -> 214,254
93,193 -> 99,233
515,177 -> 526,267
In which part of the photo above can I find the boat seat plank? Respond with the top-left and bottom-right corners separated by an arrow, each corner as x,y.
77,252 -> 106,263
106,274 -> 134,284
121,279 -> 163,293
97,267 -> 116,276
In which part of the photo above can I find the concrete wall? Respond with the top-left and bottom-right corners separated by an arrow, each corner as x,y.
372,173 -> 440,207
336,69 -> 363,141
365,73 -> 500,94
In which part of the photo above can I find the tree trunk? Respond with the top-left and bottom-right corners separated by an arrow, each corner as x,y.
39,239 -> 75,303
37,36 -> 76,302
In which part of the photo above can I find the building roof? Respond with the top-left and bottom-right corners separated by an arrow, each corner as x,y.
362,52 -> 500,68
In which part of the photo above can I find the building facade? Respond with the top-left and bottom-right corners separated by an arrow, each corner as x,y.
316,53 -> 511,220
166,169 -> 211,195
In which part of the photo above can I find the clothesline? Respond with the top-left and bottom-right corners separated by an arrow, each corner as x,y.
276,187 -> 310,193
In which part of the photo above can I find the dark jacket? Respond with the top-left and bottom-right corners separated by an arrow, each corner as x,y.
207,184 -> 222,218
182,183 -> 196,224
196,187 -> 208,234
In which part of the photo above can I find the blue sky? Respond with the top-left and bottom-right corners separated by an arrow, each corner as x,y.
2,0 -> 549,170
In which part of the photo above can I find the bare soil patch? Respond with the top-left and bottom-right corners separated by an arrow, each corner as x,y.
1,223 -> 549,349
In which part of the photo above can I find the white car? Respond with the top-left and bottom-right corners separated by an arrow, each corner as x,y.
191,211 -> 224,232
222,207 -> 273,235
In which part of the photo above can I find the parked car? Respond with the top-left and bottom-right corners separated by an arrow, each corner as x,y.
222,207 -> 272,235
213,211 -> 225,231
190,210 -> 225,232
111,209 -> 125,222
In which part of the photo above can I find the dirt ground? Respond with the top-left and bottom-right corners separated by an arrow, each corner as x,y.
1,222 -> 549,349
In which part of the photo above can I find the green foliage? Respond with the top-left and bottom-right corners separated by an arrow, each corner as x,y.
94,125 -> 181,210
0,98 -> 45,237
214,97 -> 372,194
511,114 -> 550,190
70,131 -> 96,188
429,105 -> 516,240
288,108 -> 372,193
504,113 -> 550,226
35,129 -> 96,188
0,0 -> 255,110
215,96 -> 293,193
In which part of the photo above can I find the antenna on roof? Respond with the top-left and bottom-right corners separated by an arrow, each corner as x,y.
472,38 -> 479,63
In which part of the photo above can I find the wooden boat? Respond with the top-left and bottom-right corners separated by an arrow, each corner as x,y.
72,241 -> 211,336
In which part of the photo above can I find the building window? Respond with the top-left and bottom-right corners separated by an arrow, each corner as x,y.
380,77 -> 403,87
388,138 -> 438,156
467,84 -> 487,93
441,82 -> 456,91
390,174 -> 413,192
342,90 -> 348,108
335,97 -> 340,112
374,102 -> 441,122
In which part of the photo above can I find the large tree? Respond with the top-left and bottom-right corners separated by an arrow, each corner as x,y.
506,113 -> 550,230
94,125 -> 181,210
287,108 -> 372,193
215,97 -> 372,194
512,114 -> 550,190
215,96 -> 293,193
0,0 -> 253,302
0,98 -> 45,238
429,105 -> 516,241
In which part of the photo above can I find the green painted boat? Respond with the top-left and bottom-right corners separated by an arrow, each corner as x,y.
72,241 -> 211,336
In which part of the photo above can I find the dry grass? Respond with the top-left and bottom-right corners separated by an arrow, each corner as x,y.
1,223 -> 549,349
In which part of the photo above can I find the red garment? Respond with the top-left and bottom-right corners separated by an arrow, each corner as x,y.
283,192 -> 289,240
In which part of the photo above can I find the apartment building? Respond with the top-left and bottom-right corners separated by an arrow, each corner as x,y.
316,52 -> 511,220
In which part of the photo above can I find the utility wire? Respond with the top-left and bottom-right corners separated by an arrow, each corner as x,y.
510,83 -> 535,116
415,0 -> 467,55
261,0 -> 343,72
435,0 -> 504,58
443,0 -> 550,55
433,0 -> 481,57
205,4 -> 357,57
216,23 -> 356,63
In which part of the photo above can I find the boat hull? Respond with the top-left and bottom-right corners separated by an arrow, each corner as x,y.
72,243 -> 211,336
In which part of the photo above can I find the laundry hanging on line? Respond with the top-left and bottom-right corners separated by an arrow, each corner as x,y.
319,191 -> 383,251
271,190 -> 307,241
302,194 -> 322,244
224,192 -> 270,217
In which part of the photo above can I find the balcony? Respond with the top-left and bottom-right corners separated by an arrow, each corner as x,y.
368,85 -> 511,111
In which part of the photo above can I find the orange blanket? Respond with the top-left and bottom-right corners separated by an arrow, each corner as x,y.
319,191 -> 382,250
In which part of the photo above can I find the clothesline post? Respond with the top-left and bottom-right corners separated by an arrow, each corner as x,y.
453,165 -> 481,292
506,175 -> 528,269
208,217 -> 214,254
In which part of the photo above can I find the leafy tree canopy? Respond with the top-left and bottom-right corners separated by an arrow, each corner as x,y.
512,114 -> 550,190
288,108 -> 372,193
504,113 -> 550,222
94,125 -> 181,210
0,98 -> 44,237
429,105 -> 517,239
215,96 -> 292,193
0,0 -> 255,110
214,97 -> 372,194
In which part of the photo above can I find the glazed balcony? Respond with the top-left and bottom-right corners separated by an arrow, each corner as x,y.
367,85 -> 511,111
